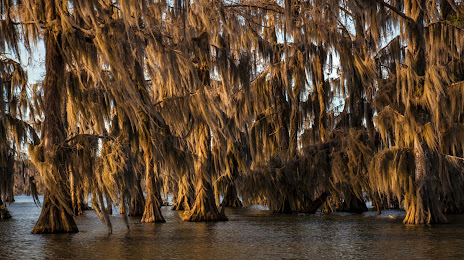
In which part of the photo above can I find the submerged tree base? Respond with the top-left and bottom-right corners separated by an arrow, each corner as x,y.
129,180 -> 146,217
0,205 -> 11,219
221,184 -> 243,208
221,196 -> 243,208
403,190 -> 448,225
73,201 -> 92,216
128,196 -> 145,217
171,194 -> 192,211
183,181 -> 227,222
32,194 -> 78,234
273,198 -> 293,214
141,197 -> 165,223
339,195 -> 368,214
172,177 -> 195,211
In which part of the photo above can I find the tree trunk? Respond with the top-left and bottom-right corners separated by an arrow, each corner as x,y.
71,194 -> 83,216
70,171 -> 86,216
221,182 -> 243,208
2,154 -> 15,203
336,12 -> 368,214
141,158 -> 165,223
340,190 -> 368,214
4,196 -> 14,202
128,177 -> 145,216
32,1 -> 78,234
183,31 -> 226,221
403,140 -> 447,224
288,69 -> 302,158
105,193 -> 113,215
120,193 -> 126,215
400,0 -> 447,224
183,177 -> 227,221
273,197 -> 293,214
171,175 -> 194,211
32,191 -> 78,233
183,121 -> 227,221
299,192 -> 328,214
374,199 -> 382,215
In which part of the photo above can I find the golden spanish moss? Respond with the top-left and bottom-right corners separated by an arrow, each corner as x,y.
0,0 -> 463,232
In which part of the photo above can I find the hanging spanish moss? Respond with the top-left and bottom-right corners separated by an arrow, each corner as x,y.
1,0 -> 463,234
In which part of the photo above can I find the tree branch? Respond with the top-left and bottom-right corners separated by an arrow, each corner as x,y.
153,92 -> 197,106
426,21 -> 464,32
224,3 -> 284,14
65,133 -> 111,143
376,0 -> 415,24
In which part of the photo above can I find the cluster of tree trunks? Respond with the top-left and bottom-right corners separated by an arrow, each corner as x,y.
2,0 -> 464,234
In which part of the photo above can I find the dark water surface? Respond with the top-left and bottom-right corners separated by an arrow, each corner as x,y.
1,195 -> 464,259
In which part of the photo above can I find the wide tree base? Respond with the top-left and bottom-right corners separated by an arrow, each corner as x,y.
171,194 -> 192,211
32,195 -> 78,234
129,182 -> 146,217
182,187 -> 227,222
338,190 -> 368,214
221,196 -> 243,208
128,198 -> 145,217
273,198 -> 293,214
141,197 -> 165,223
403,191 -> 448,224
403,208 -> 448,224
340,198 -> 368,214
0,205 -> 11,219
221,184 -> 243,208
73,202 -> 92,216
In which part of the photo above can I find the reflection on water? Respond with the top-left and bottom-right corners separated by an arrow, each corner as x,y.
1,195 -> 464,259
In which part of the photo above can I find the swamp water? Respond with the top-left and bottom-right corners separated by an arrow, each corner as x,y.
1,195 -> 464,259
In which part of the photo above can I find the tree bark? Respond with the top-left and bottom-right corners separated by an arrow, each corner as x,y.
221,181 -> 243,208
70,171 -> 88,216
401,0 -> 447,224
374,199 -> 382,215
299,192 -> 328,214
273,197 -> 293,213
171,175 -> 194,211
105,193 -> 113,215
120,193 -> 126,215
141,158 -> 165,223
32,0 -> 78,234
183,121 -> 227,221
338,12 -> 368,214
32,191 -> 78,233
340,190 -> 368,214
128,177 -> 145,216
403,140 -> 447,224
